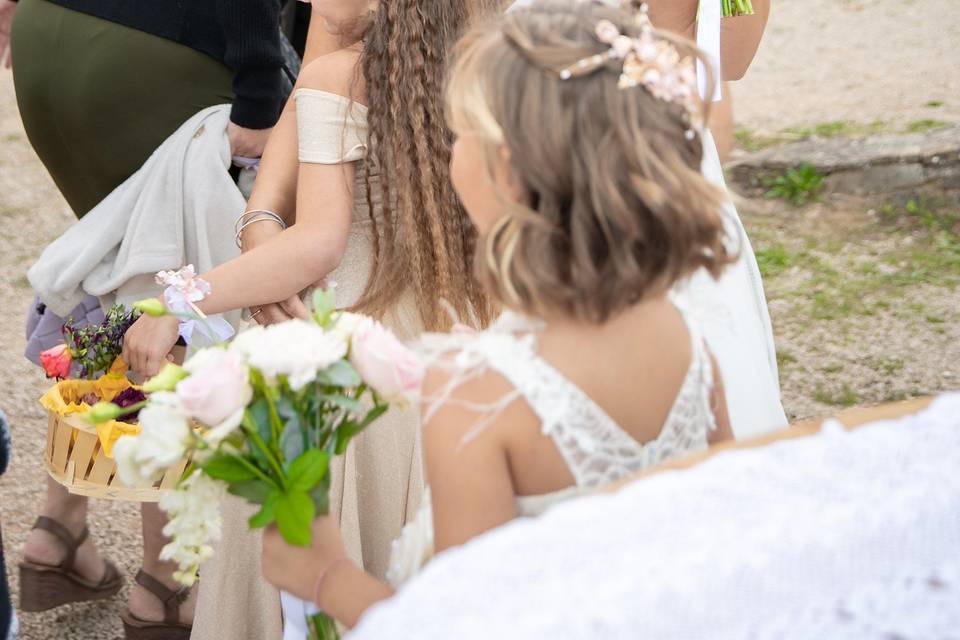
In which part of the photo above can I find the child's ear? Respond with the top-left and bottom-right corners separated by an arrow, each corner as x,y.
495,145 -> 527,203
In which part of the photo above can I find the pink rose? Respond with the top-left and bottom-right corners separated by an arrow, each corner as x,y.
349,319 -> 425,405
176,348 -> 252,442
40,344 -> 72,379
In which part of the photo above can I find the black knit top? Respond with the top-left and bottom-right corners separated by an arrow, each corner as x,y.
42,0 -> 285,129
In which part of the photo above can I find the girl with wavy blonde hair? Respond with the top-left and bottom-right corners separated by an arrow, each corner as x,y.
260,0 -> 735,630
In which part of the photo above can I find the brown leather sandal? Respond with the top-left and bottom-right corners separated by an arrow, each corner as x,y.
18,516 -> 124,611
120,569 -> 192,640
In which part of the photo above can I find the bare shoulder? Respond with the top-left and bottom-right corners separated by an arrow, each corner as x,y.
296,48 -> 365,103
420,359 -> 526,455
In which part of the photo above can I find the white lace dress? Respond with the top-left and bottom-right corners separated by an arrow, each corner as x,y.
506,0 -> 788,439
386,309 -> 718,586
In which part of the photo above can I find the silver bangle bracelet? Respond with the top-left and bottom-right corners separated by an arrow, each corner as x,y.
235,212 -> 287,248
235,209 -> 287,234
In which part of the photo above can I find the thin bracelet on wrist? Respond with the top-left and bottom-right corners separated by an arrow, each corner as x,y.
235,209 -> 286,233
313,557 -> 351,611
235,211 -> 287,248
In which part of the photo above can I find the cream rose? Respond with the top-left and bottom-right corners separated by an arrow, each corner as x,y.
177,348 -> 252,442
349,319 -> 425,405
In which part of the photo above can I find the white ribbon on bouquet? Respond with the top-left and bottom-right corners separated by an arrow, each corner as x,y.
281,591 -> 321,640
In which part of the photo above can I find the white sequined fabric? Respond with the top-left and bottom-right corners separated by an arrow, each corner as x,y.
357,395 -> 960,639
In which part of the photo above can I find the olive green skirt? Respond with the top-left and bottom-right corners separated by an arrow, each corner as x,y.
11,0 -> 235,217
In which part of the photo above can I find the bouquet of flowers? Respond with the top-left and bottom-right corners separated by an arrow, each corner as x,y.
40,304 -> 140,382
86,290 -> 423,638
721,0 -> 753,17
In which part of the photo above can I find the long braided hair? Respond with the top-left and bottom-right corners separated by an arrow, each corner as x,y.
355,0 -> 498,331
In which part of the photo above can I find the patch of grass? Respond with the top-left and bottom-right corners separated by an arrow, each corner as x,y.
904,119 -> 948,134
776,350 -> 797,367
926,315 -> 946,324
755,244 -> 795,278
763,163 -> 825,207
878,195 -> 960,234
822,363 -> 844,374
13,275 -> 31,290
2,133 -> 20,143
781,120 -> 887,141
734,128 -> 782,152
925,100 -> 944,108
874,357 -> 905,376
813,384 -> 859,407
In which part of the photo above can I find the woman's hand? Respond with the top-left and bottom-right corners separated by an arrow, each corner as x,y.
122,314 -> 181,378
0,0 -> 17,69
251,295 -> 311,326
228,121 -> 273,159
261,515 -> 349,602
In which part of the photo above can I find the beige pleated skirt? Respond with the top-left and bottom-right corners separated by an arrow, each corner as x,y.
191,218 -> 425,639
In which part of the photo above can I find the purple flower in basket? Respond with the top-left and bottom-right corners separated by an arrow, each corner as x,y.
114,388 -> 147,421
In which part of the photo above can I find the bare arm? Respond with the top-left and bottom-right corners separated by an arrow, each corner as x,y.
242,13 -> 345,232
123,51 -> 363,376
707,353 -> 734,445
720,0 -> 770,80
646,0 -> 770,80
424,369 -> 519,552
646,0 -> 699,40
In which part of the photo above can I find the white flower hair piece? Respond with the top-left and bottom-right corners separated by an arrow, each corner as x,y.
557,4 -> 701,136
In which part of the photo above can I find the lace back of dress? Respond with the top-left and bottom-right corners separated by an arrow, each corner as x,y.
420,312 -> 717,491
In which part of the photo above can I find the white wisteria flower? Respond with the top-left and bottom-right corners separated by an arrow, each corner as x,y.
113,392 -> 192,487
159,472 -> 227,586
230,319 -> 347,390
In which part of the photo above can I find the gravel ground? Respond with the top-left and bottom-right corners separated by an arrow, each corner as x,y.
733,0 -> 960,135
1,1 -> 958,638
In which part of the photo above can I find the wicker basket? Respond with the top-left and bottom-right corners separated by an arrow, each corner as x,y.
43,400 -> 188,503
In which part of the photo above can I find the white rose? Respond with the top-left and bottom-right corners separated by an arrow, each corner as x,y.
233,320 -> 347,390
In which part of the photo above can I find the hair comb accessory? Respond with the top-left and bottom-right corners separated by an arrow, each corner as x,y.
558,4 -> 701,134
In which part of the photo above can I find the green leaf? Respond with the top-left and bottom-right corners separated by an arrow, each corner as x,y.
318,361 -> 361,388
335,420 -> 364,456
227,479 -> 273,505
312,289 -> 337,328
248,490 -> 280,529
287,450 -> 331,492
279,414 -> 306,462
309,475 -> 331,516
202,454 -> 258,483
356,403 -> 389,430
275,490 -> 315,546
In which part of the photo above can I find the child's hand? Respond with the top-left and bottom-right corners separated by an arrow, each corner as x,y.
122,314 -> 180,378
261,515 -> 349,603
